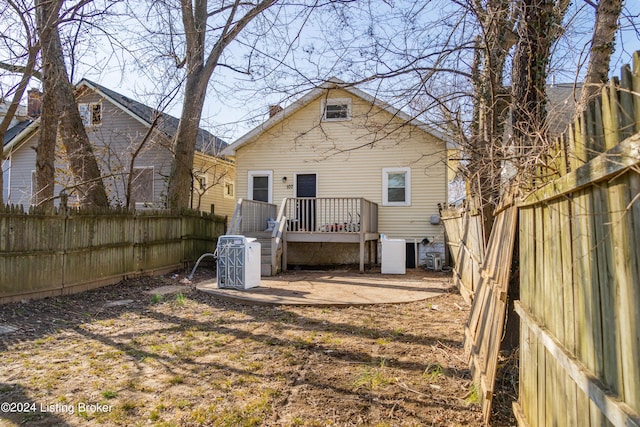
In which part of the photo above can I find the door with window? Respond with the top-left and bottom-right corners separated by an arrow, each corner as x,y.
296,173 -> 317,231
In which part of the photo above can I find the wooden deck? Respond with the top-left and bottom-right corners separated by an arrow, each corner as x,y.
227,197 -> 379,274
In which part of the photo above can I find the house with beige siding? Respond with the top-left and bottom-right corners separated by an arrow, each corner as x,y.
2,80 -> 235,216
223,79 -> 452,274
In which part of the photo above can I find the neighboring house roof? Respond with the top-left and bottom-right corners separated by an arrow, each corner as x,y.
77,79 -> 228,156
3,80 -> 228,158
3,118 -> 34,147
3,118 -> 39,155
545,83 -> 583,138
223,78 -> 456,155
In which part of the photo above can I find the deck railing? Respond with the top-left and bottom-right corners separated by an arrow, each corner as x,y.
282,197 -> 378,234
226,198 -> 278,235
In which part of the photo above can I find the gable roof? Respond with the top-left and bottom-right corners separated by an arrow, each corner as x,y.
4,80 -> 229,158
77,79 -> 228,156
3,118 -> 35,147
223,78 -> 456,155
3,118 -> 39,155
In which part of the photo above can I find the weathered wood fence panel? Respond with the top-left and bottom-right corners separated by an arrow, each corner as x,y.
0,207 -> 226,303
513,52 -> 640,427
464,203 -> 518,425
441,204 -> 485,304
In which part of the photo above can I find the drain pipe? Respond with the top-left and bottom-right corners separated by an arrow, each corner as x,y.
188,250 -> 217,281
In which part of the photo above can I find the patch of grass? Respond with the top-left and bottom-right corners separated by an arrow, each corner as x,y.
34,336 -> 54,346
423,363 -> 444,382
353,359 -> 391,391
465,383 -> 481,405
320,332 -> 342,346
246,361 -> 263,372
97,318 -> 116,327
175,399 -> 192,409
392,327 -> 405,336
101,390 -> 118,399
174,293 -> 186,306
168,375 -> 184,385
192,389 -> 274,426
150,294 -> 163,304
149,403 -> 165,421
375,337 -> 391,346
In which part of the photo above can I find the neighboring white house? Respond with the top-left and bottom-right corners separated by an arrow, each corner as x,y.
224,78 -> 454,269
2,80 -> 235,216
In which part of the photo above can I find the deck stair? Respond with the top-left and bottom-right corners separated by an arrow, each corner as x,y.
226,197 -> 379,275
244,231 -> 274,276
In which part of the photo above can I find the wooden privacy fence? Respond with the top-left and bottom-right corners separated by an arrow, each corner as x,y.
513,53 -> 640,426
440,201 -> 485,304
464,201 -> 518,425
0,206 -> 226,303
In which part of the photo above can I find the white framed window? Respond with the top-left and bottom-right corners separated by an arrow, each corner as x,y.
79,102 -> 102,126
382,167 -> 411,206
131,166 -> 154,204
321,98 -> 351,121
248,170 -> 272,203
224,180 -> 235,199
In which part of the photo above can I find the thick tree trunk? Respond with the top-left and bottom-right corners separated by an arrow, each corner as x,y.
167,72 -> 208,210
578,0 -> 623,110
468,0 -> 516,241
511,0 -> 567,165
34,82 -> 57,208
35,0 -> 109,208
34,0 -> 59,208
166,0 -> 277,211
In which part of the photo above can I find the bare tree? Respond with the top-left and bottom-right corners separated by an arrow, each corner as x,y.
161,0 -> 278,210
35,0 -> 109,208
508,0 -> 570,189
467,0 -> 518,237
578,0 -> 624,109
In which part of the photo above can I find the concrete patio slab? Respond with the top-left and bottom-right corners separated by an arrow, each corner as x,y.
196,268 -> 453,306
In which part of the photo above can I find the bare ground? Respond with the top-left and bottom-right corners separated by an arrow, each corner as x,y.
0,269 -> 516,426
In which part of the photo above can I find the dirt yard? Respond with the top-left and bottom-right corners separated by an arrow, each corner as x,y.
0,269 -> 516,426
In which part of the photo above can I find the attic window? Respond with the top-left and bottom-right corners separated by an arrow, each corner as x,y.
322,98 -> 351,121
79,102 -> 102,126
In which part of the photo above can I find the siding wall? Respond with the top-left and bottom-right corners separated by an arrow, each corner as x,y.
4,133 -> 58,206
4,90 -> 234,214
191,152 -> 236,217
79,91 -> 173,208
235,88 -> 448,241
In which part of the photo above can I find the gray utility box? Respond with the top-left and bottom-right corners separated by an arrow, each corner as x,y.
425,253 -> 443,271
216,235 -> 261,289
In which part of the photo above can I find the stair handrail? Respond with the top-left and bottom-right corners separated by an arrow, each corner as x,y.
227,198 -> 243,235
271,198 -> 288,274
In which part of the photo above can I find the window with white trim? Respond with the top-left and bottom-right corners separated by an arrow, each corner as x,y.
382,167 -> 411,206
224,180 -> 234,199
131,166 -> 154,204
78,102 -> 102,126
321,98 -> 351,121
248,170 -> 272,203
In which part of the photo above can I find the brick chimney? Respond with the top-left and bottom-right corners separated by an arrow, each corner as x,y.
27,88 -> 42,118
269,105 -> 283,118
